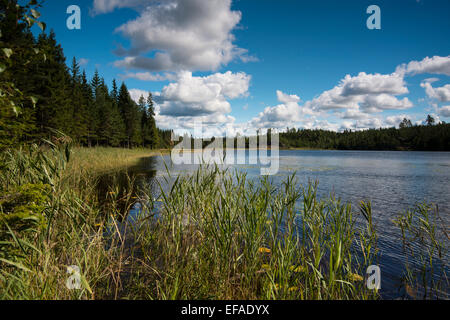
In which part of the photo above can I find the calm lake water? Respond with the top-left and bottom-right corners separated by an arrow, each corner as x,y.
127,150 -> 450,299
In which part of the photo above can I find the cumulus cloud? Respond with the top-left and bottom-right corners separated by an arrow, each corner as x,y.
120,72 -> 177,82
353,118 -> 383,130
360,94 -> 413,113
276,91 -> 301,104
129,89 -> 151,103
155,112 -> 238,137
128,53 -> 449,136
91,0 -> 142,14
439,106 -> 450,117
423,77 -> 440,84
421,82 -> 450,102
302,118 -> 340,131
305,72 -> 411,113
385,114 -> 411,127
127,70 -> 251,137
249,90 -> 307,130
396,55 -> 450,76
339,109 -> 370,120
97,0 -> 253,72
340,72 -> 408,96
248,71 -> 414,133
155,71 -> 250,117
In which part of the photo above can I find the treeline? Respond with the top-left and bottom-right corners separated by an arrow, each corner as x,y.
0,0 -> 172,149
279,121 -> 450,151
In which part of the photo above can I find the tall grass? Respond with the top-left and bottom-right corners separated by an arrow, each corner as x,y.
0,141 -> 134,299
0,140 -> 448,299
120,165 -> 380,299
393,203 -> 449,299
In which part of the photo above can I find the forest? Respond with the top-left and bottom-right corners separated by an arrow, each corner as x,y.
0,0 -> 172,150
1,1 -> 449,153
278,119 -> 450,151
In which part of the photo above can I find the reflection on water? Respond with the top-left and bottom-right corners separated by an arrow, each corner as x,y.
96,156 -> 158,220
114,150 -> 450,299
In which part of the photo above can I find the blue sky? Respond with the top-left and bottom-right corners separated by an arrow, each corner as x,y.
35,0 -> 450,136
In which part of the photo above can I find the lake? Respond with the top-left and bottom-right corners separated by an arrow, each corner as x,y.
127,150 -> 450,299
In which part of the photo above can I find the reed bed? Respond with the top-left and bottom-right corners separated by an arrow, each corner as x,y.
0,140 -> 448,299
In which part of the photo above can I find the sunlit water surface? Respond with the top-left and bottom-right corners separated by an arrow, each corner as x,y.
127,150 -> 450,299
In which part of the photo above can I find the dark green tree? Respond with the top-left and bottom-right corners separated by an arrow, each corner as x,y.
399,118 -> 413,129
118,82 -> 141,148
0,0 -> 45,148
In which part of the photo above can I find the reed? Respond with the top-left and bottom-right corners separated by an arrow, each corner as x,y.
0,140 -> 447,299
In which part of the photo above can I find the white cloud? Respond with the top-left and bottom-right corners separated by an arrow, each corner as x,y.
92,0 -> 150,15
127,70 -> 251,137
154,71 -> 250,117
423,77 -> 440,83
339,109 -> 370,120
99,0 -> 253,72
302,118 -> 340,131
305,72 -> 411,113
120,72 -> 177,82
360,94 -> 413,113
340,72 -> 408,96
385,114 -> 411,127
131,54 -> 450,137
247,71 -> 414,134
353,118 -> 383,130
396,55 -> 450,76
249,90 -> 307,130
439,106 -> 450,117
129,89 -> 150,103
276,91 -> 301,104
421,82 -> 450,102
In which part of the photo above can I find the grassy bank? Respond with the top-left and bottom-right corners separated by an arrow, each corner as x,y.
67,147 -> 169,175
0,141 -> 448,299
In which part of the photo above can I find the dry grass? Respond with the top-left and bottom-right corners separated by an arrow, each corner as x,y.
0,141 -> 448,300
66,147 -> 169,176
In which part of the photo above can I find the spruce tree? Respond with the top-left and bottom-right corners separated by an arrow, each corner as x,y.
147,93 -> 159,149
80,70 -> 95,146
70,57 -> 88,143
118,82 -> 141,148
34,30 -> 72,139
0,0 -> 40,147
109,79 -> 125,147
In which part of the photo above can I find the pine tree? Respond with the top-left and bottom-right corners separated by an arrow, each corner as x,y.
69,57 -> 88,143
88,70 -> 103,145
139,95 -> 150,147
111,79 -> 119,104
80,70 -> 94,146
118,82 -> 141,148
147,93 -> 159,149
0,0 -> 170,149
0,0 -> 40,148
34,30 -> 73,139
109,79 -> 125,147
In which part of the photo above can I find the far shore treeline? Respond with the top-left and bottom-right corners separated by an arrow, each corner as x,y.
278,120 -> 450,151
1,1 -> 450,152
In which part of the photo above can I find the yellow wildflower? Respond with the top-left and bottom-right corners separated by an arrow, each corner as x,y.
349,273 -> 364,282
258,247 -> 271,254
